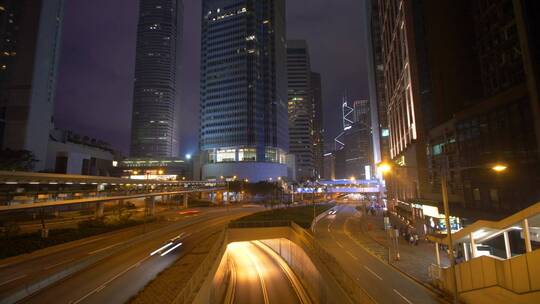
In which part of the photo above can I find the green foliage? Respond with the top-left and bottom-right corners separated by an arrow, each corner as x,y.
0,149 -> 37,171
231,203 -> 335,229
0,217 -> 154,259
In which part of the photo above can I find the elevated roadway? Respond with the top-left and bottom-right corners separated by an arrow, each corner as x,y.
0,206 -> 259,304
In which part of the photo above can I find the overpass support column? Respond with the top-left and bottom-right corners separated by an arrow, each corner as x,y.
523,218 -> 532,253
504,231 -> 512,259
470,233 -> 477,258
183,194 -> 188,208
146,197 -> 155,217
95,202 -> 104,218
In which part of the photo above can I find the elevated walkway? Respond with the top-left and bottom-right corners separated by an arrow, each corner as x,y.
429,201 -> 540,303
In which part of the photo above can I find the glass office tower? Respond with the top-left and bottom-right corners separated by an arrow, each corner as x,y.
199,0 -> 288,181
130,0 -> 183,158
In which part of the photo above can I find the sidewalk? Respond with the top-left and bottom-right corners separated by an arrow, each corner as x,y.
345,209 -> 450,294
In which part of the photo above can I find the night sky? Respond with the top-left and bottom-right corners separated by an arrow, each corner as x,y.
55,0 -> 369,157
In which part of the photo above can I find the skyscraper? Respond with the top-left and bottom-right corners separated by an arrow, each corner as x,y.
311,72 -> 324,178
199,0 -> 288,182
367,0 -> 540,214
287,40 -> 314,181
130,0 -> 183,158
0,0 -> 65,171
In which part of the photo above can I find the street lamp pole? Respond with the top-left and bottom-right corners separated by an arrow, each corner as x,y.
377,161 -> 507,304
441,173 -> 459,304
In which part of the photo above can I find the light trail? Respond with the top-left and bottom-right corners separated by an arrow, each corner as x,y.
160,243 -> 182,256
149,242 -> 173,256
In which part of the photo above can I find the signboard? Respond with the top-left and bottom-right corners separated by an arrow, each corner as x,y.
384,216 -> 390,230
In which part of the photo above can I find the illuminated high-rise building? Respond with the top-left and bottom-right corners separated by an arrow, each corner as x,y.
287,40 -> 314,180
199,0 -> 288,182
130,0 -> 183,158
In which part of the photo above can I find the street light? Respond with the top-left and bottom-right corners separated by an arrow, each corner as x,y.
377,163 -> 392,174
377,161 -> 508,304
492,164 -> 508,172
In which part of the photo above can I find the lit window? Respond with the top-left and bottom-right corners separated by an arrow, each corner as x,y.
239,148 -> 256,161
216,149 -> 236,162
473,188 -> 481,201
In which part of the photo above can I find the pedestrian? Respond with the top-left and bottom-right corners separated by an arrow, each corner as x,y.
414,234 -> 419,246
409,234 -> 414,245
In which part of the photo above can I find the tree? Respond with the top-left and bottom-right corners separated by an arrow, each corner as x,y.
0,149 -> 37,171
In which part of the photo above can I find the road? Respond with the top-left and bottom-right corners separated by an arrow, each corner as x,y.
227,241 -> 303,304
0,206 -> 258,304
314,204 -> 446,304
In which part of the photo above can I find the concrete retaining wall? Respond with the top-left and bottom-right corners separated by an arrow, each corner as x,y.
193,224 -> 374,304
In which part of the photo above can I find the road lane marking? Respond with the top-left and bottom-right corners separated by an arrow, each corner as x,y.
336,241 -> 344,248
94,285 -> 106,293
345,250 -> 359,261
253,241 -> 311,304
364,265 -> 383,280
88,243 -> 119,255
224,258 -> 237,304
244,244 -> 270,304
0,274 -> 27,287
44,258 -> 75,270
71,255 -> 150,304
393,289 -> 413,304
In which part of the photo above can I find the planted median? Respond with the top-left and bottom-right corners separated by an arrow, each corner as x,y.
230,203 -> 335,229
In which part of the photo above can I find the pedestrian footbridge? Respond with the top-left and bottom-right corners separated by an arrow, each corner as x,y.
296,179 -> 383,194
429,202 -> 540,302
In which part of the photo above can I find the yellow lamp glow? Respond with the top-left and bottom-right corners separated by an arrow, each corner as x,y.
492,164 -> 507,172
377,163 -> 392,174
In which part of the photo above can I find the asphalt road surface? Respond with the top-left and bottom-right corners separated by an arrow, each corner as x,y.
227,241 -> 302,304
314,204 -> 446,304
0,206 -> 258,304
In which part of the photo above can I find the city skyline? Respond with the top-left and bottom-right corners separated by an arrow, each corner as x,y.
1,1 -> 539,304
53,0 -> 369,156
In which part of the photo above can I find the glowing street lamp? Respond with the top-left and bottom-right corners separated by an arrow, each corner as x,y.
377,162 -> 392,174
492,164 -> 508,172
378,160 -> 508,304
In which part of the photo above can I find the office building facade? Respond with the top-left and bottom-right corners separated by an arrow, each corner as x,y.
199,0 -> 288,182
311,72 -> 324,178
130,0 -> 183,158
0,0 -> 65,171
367,0 -> 540,215
287,40 -> 314,180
